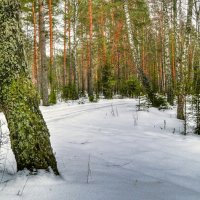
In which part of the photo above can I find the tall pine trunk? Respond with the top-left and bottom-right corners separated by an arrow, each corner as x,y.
88,0 -> 93,99
0,0 -> 58,174
39,0 -> 49,106
48,0 -> 56,104
32,1 -> 38,86
63,0 -> 68,86
73,0 -> 79,97
68,0 -> 72,85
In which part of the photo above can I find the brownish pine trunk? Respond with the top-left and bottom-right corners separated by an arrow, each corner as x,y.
88,0 -> 93,98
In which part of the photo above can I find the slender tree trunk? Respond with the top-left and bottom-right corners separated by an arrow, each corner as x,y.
48,0 -> 56,104
163,0 -> 174,105
81,43 -> 85,95
32,1 -> 38,86
88,0 -> 93,98
73,0 -> 79,97
177,94 -> 185,120
100,6 -> 106,66
177,0 -> 193,119
172,0 -> 177,90
48,0 -> 54,73
63,0 -> 67,86
0,0 -> 58,174
185,0 -> 193,93
39,0 -> 49,106
194,1 -> 200,134
86,39 -> 90,93
68,0 -> 72,85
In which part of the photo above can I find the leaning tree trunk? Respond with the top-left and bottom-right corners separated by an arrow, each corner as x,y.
0,0 -> 59,174
123,0 -> 163,107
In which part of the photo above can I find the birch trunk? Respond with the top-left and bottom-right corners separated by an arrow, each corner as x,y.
123,0 -> 163,107
163,0 -> 174,105
177,0 -> 193,119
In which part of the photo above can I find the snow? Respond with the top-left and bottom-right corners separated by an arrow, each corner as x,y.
1,99 -> 200,200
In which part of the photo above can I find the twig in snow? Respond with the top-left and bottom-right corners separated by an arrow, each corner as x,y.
164,120 -> 166,130
111,104 -> 115,117
134,117 -> 138,127
17,176 -> 29,196
87,155 -> 92,184
106,161 -> 133,168
115,106 -> 119,117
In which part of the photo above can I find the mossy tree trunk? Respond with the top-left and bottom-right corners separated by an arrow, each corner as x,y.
0,0 -> 59,174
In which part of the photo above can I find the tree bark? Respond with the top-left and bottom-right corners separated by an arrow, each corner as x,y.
32,1 -> 38,86
73,0 -> 79,97
177,0 -> 193,120
63,0 -> 67,86
68,0 -> 72,85
0,0 -> 58,174
48,0 -> 56,104
177,95 -> 185,120
88,0 -> 93,99
163,0 -> 174,105
194,2 -> 200,134
39,0 -> 49,106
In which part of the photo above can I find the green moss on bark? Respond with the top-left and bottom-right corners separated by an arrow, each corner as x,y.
0,0 -> 59,174
3,77 -> 58,173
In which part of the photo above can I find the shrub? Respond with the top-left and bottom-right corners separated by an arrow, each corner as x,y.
119,76 -> 141,97
62,84 -> 78,101
102,64 -> 113,99
49,89 -> 57,105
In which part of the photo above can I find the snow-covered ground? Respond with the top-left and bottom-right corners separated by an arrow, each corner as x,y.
1,99 -> 200,200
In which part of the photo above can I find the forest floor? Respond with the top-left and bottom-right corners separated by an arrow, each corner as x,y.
0,99 -> 200,200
